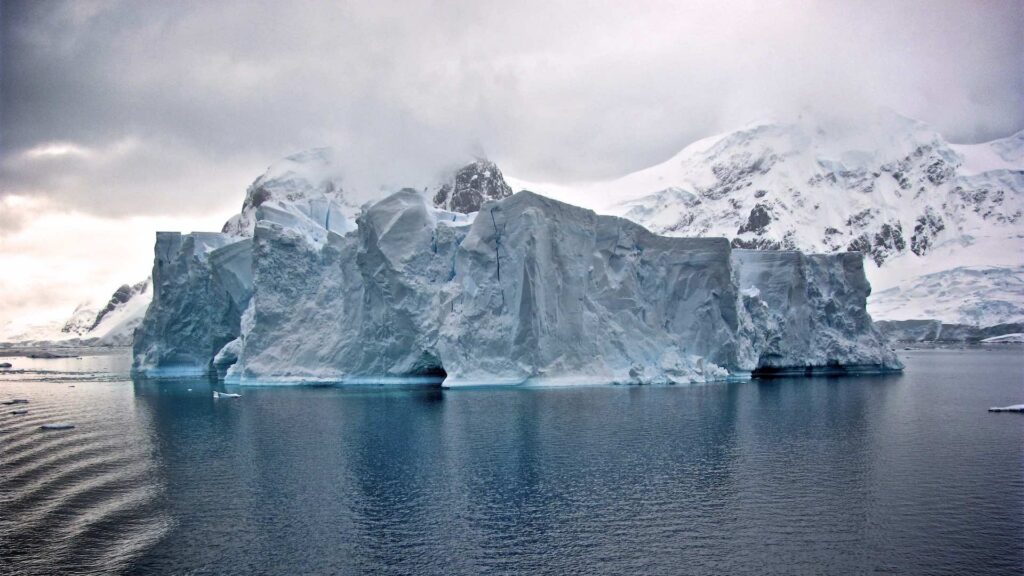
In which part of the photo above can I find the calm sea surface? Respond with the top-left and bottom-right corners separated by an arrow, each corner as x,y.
1,348 -> 1021,575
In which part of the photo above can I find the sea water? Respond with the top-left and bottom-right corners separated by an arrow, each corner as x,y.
1,348 -> 1021,575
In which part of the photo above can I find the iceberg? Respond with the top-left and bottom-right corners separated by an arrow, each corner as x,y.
133,176 -> 902,384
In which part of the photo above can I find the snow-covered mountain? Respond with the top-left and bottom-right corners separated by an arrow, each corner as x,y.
868,265 -> 1024,326
83,280 -> 151,345
1,280 -> 151,347
60,303 -> 100,336
523,111 -> 1023,327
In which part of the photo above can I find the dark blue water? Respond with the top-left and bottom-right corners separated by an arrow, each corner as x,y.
1,348 -> 1022,575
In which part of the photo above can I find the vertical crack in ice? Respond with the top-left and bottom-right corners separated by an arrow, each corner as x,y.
490,207 -> 506,309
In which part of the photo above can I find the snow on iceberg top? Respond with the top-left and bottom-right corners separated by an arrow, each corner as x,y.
221,148 -> 360,241
220,149 -> 514,247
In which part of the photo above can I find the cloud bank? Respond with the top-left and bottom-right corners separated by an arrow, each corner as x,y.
3,0 -> 1022,215
0,0 -> 1021,326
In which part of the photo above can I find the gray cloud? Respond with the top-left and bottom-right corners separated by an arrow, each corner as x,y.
2,0 -> 1022,218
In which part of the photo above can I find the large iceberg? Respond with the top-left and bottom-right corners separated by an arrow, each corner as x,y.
132,170 -> 901,384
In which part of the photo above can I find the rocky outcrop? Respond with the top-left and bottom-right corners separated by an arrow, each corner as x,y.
431,159 -> 513,213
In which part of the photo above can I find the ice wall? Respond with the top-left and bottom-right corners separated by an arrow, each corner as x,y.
233,190 -> 466,383
439,192 -> 744,385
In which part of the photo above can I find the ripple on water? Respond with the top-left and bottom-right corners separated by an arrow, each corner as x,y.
0,371 -> 169,576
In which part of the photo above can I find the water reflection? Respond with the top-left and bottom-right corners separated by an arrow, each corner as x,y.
5,349 -> 1021,575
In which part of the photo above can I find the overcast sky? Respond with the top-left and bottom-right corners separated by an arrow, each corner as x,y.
1,0 -> 1023,330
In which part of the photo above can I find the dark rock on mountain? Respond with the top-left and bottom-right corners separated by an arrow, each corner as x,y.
432,159 -> 513,213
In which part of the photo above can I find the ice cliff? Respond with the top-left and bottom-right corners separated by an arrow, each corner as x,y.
132,232 -> 251,376
133,181 -> 901,384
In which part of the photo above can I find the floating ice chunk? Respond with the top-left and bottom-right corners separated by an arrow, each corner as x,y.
988,404 -> 1024,412
213,391 -> 241,399
981,333 -> 1024,344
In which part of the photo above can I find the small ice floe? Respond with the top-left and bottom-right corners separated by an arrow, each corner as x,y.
988,404 -> 1024,413
39,423 -> 75,430
2,399 -> 29,405
11,409 -> 28,415
213,391 -> 241,399
981,333 -> 1024,344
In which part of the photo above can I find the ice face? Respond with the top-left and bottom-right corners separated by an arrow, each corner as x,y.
439,191 -> 742,385
732,250 -> 902,373
132,232 -> 252,376
134,190 -> 902,384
